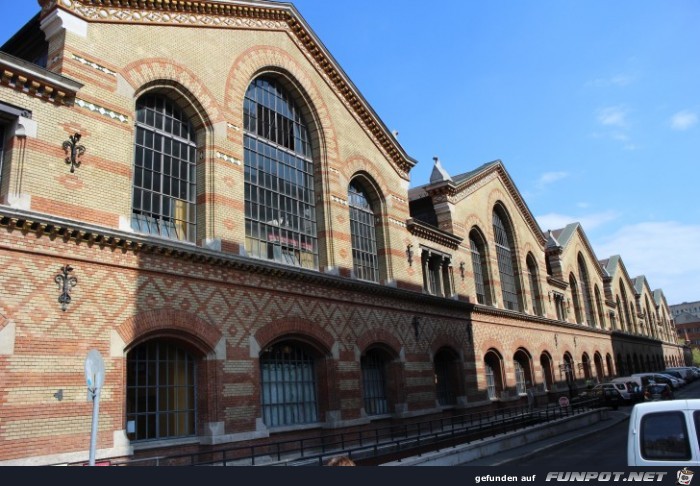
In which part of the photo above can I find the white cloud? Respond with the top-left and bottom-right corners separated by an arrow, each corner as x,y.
598,106 -> 628,127
536,210 -> 620,233
536,171 -> 568,188
587,74 -> 634,88
670,110 -> 698,131
593,221 -> 700,304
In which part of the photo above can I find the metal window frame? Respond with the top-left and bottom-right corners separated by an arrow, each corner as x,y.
126,341 -> 197,441
244,77 -> 318,270
349,182 -> 379,283
260,342 -> 319,427
131,94 -> 197,243
492,211 -> 520,311
361,349 -> 388,415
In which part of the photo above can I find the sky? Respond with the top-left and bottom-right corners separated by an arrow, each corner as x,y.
1,1 -> 699,305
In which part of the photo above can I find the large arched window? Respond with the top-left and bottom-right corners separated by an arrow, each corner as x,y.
620,283 -> 633,333
469,229 -> 491,305
577,255 -> 596,327
126,340 -> 197,441
492,207 -> 522,311
569,274 -> 583,324
131,94 -> 198,242
594,286 -> 606,330
526,253 -> 543,316
349,181 -> 379,282
260,341 -> 319,427
540,352 -> 554,392
244,76 -> 318,269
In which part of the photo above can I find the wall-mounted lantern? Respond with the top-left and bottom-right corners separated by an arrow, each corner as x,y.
406,244 -> 414,266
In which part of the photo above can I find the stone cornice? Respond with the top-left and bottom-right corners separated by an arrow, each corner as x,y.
40,0 -> 416,178
546,276 -> 568,290
406,218 -> 463,250
0,206 -> 468,312
0,51 -> 82,105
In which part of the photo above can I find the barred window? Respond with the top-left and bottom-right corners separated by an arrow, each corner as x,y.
470,230 -> 491,305
349,182 -> 379,282
0,123 -> 5,194
570,274 -> 584,324
126,340 -> 197,441
526,254 -> 543,316
514,360 -> 527,395
484,351 -> 503,400
492,209 -> 521,311
578,256 -> 596,327
434,348 -> 458,406
260,342 -> 319,427
244,77 -> 318,269
361,349 -> 389,415
131,94 -> 197,242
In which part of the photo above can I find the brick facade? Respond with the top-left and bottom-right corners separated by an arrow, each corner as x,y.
0,0 -> 685,465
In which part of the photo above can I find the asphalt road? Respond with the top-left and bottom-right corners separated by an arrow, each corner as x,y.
514,377 -> 700,468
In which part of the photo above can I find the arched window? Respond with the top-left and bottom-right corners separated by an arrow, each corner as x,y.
569,274 -> 583,324
526,253 -> 543,316
484,350 -> 504,400
513,349 -> 532,395
540,352 -> 554,392
349,181 -> 379,282
492,208 -> 522,311
616,296 -> 626,332
260,341 -> 319,427
620,283 -> 633,333
434,347 -> 460,406
131,94 -> 198,242
469,229 -> 491,305
244,76 -> 318,269
361,348 -> 389,415
577,255 -> 596,327
126,340 -> 197,441
594,352 -> 604,382
581,353 -> 592,380
594,286 -> 606,329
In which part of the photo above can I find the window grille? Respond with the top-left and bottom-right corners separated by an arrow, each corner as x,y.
434,350 -> 456,406
361,350 -> 388,415
421,249 -> 453,297
349,183 -> 379,282
260,342 -> 318,427
514,359 -> 527,395
126,341 -> 196,441
578,258 -> 596,326
470,234 -> 490,305
131,94 -> 197,242
485,362 -> 496,400
492,211 -> 520,311
244,77 -> 318,269
570,276 -> 584,324
0,124 -> 5,194
526,255 -> 542,316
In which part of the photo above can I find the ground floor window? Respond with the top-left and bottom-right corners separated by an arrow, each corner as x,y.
260,342 -> 319,427
434,347 -> 459,406
361,349 -> 389,415
126,340 -> 197,441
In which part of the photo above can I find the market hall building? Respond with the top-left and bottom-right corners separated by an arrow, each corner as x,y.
0,0 -> 683,465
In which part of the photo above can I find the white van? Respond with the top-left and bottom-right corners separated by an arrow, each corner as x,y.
627,399 -> 700,466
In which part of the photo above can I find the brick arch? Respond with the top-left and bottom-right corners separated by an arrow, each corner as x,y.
120,57 -> 224,126
356,328 -> 402,358
255,317 -> 334,355
224,45 -> 340,166
117,309 -> 222,354
431,333 -> 462,358
342,156 -> 391,198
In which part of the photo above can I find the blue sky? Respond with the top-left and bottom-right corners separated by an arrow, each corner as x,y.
2,1 -> 699,305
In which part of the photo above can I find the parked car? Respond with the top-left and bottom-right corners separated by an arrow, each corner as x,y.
628,399 -> 700,466
610,377 -> 644,402
655,373 -> 684,389
643,383 -> 674,401
667,367 -> 697,382
663,370 -> 688,386
632,372 -> 681,390
587,383 -> 624,408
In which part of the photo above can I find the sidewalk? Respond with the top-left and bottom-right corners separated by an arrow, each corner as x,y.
459,408 -> 631,466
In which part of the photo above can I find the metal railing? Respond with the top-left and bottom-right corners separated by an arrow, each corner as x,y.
116,397 -> 601,467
